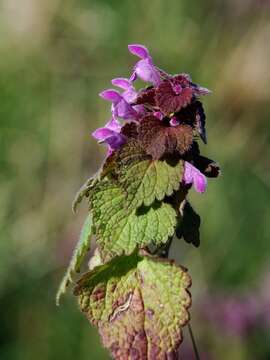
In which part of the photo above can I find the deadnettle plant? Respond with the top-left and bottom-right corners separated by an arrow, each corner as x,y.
57,44 -> 220,360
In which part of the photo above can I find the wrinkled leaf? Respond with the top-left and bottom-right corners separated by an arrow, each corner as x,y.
136,86 -> 156,106
56,213 -> 93,305
116,140 -> 184,208
155,79 -> 193,115
120,122 -> 138,139
72,175 -> 100,213
90,178 -> 177,261
74,252 -> 191,360
138,115 -> 193,160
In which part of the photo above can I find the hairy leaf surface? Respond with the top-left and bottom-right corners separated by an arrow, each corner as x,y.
116,140 -> 184,209
138,116 -> 193,160
90,178 -> 177,261
155,80 -> 193,115
74,252 -> 191,360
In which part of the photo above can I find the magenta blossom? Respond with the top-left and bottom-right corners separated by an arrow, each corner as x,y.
111,78 -> 145,117
128,44 -> 162,86
92,117 -> 126,155
170,116 -> 179,127
100,89 -> 138,120
183,162 -> 207,193
111,78 -> 137,103
153,111 -> 163,120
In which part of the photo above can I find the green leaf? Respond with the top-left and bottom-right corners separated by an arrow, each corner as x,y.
72,175 -> 99,213
116,140 -> 184,209
56,213 -> 93,305
74,252 -> 191,360
90,178 -> 177,261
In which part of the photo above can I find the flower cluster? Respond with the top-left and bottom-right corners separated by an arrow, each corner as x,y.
58,44 -> 222,360
93,44 -> 219,193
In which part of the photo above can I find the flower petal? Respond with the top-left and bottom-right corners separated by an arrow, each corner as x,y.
133,104 -> 146,117
123,89 -> 138,103
111,78 -> 131,90
105,117 -> 122,132
111,79 -> 138,103
113,99 -> 138,120
193,171 -> 207,193
99,89 -> 122,103
92,121 -> 126,153
154,111 -> 163,120
170,116 -> 179,127
128,44 -> 150,59
129,70 -> 137,82
105,133 -> 126,149
183,162 -> 207,193
92,127 -> 114,141
134,59 -> 161,86
183,162 -> 194,184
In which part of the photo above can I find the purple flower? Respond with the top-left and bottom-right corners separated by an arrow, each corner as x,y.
169,116 -> 179,127
128,44 -> 161,86
111,78 -> 137,103
99,89 -> 138,120
153,111 -> 163,120
92,117 -> 126,155
111,78 -> 145,117
183,162 -> 207,193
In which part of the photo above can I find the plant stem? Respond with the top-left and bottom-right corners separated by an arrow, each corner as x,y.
188,323 -> 201,360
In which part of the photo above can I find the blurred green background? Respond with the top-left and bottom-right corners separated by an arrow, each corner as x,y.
0,0 -> 270,359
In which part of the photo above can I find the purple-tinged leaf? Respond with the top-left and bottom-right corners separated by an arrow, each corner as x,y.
74,252 -> 191,360
155,80 -> 193,115
138,115 -> 194,159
